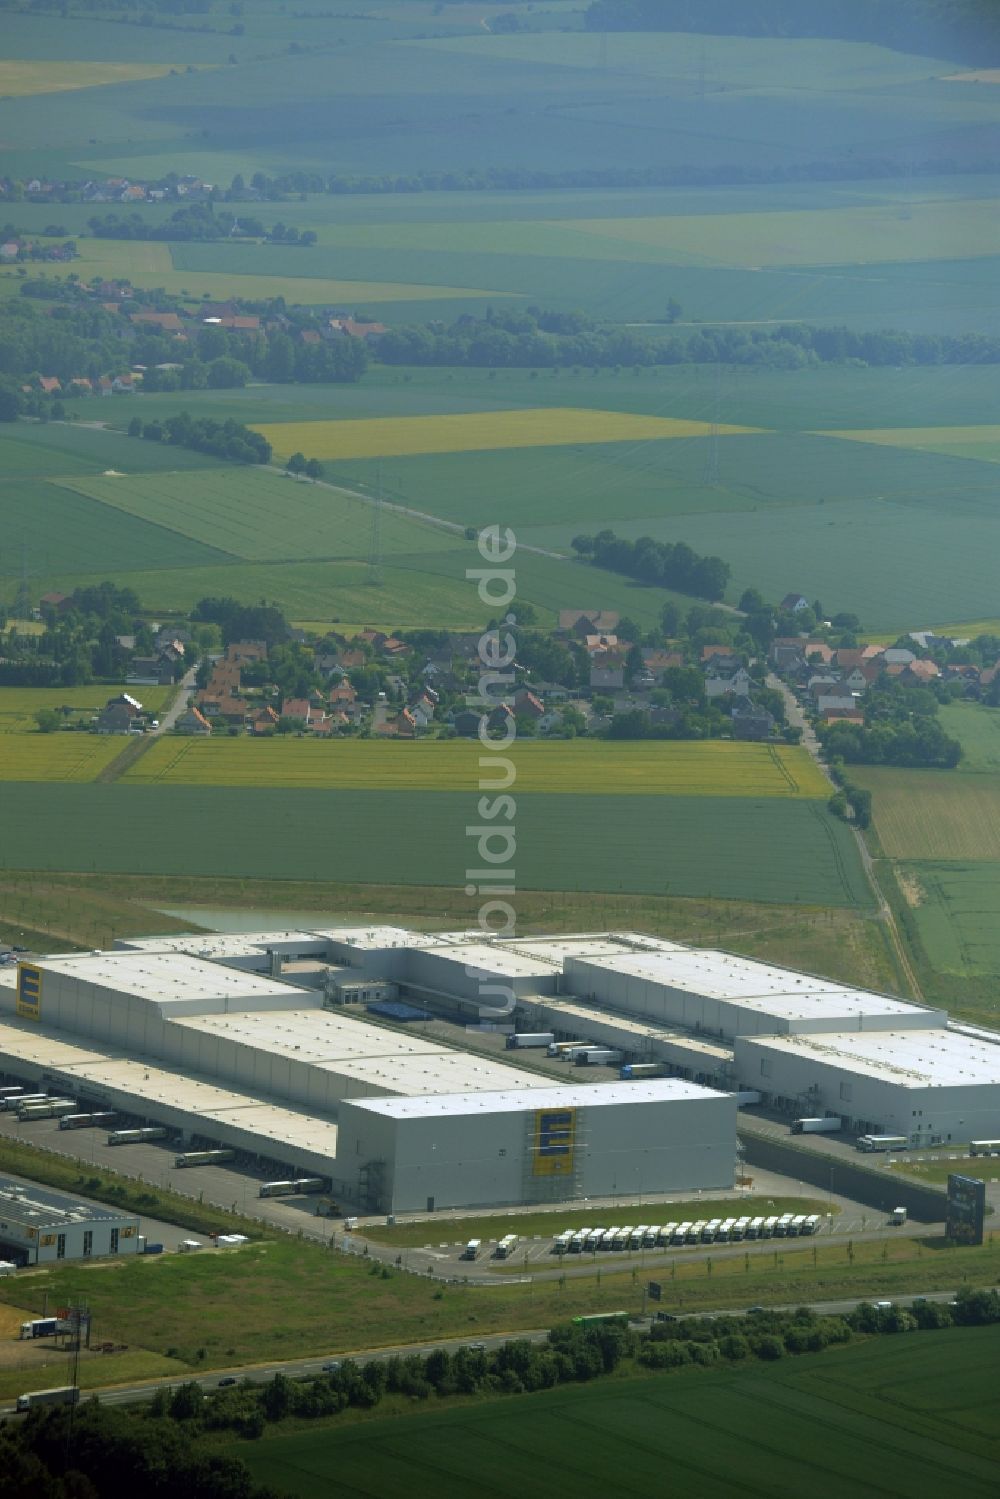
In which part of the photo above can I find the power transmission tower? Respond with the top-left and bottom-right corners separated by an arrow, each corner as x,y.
697,41 -> 707,102
367,463 -> 383,587
703,361 -> 722,487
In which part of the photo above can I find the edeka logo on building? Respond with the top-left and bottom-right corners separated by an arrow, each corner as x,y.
534,1107 -> 576,1177
16,963 -> 41,1021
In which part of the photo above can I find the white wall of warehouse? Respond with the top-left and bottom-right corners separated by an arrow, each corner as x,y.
734,1037 -> 1000,1144
336,1092 -> 736,1213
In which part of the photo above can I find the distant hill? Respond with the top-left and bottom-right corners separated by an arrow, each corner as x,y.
584,0 -> 1000,64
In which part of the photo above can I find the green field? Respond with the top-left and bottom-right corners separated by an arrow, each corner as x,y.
60,466 -> 465,564
232,1328 -> 1000,1499
124,739 -> 829,798
0,786 -> 871,906
8,369 -> 1000,633
855,712 -> 1000,996
901,862 -> 1000,980
856,769 -> 1000,860
940,704 -> 1000,775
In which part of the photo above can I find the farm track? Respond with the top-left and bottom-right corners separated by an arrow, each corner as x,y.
264,464 -> 569,561
765,672 -> 922,998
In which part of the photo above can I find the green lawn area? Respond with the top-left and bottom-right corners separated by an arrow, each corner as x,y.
365,1197 -> 826,1251
230,1327 -> 1000,1499
3,1226 -> 998,1382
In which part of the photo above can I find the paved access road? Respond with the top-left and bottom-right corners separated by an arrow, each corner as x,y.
0,1292 -> 960,1418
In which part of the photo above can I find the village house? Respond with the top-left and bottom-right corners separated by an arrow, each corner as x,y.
126,656 -> 174,687
558,610 -> 621,637
129,310 -> 185,334
225,641 -> 268,666
731,701 -> 776,741
590,663 -> 625,692
94,701 -> 138,735
780,593 -> 811,613
174,706 -> 212,737
705,665 -> 752,700
512,688 -> 545,720
249,705 -> 279,736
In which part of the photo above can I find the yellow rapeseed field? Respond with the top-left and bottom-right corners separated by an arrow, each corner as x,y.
0,62 -> 190,97
124,738 -> 828,798
820,424 -> 1000,449
0,735 -> 125,782
253,408 -> 762,462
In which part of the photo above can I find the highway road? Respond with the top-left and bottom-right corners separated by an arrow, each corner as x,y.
0,1291 -> 961,1417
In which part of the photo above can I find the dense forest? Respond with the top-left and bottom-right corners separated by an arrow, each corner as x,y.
585,0 -> 1000,62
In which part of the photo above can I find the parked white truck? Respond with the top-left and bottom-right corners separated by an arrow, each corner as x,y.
792,1117 -> 841,1134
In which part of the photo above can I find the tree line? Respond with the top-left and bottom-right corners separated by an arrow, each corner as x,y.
820,677 -> 963,769
6,1292 -> 997,1496
126,412 -> 271,466
376,309 -> 1000,372
86,205 -> 318,245
572,530 -> 730,603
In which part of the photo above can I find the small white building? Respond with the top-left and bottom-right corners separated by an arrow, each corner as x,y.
336,1080 -> 736,1213
0,1178 -> 139,1266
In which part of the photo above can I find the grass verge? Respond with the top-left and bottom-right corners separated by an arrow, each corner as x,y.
0,872 -> 900,994
1,1229 -> 998,1383
364,1197 -> 829,1250
0,1136 -> 272,1244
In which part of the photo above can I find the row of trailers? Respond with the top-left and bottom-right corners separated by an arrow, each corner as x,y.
1,1092 -> 327,1191
552,1213 -> 822,1255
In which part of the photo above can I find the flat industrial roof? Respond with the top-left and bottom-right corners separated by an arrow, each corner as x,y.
116,931 -> 322,957
419,944 -> 558,979
566,950 -> 930,1020
0,1178 -> 136,1227
532,996 -> 732,1060
316,1050 -> 542,1095
0,1017 -> 340,1157
494,936 -> 634,966
174,1009 -> 452,1062
348,1078 -> 727,1119
38,951 -> 312,1005
738,1029 -> 1000,1088
171,1010 -> 542,1088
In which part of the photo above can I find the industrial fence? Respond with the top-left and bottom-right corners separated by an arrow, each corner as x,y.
738,1131 -> 948,1223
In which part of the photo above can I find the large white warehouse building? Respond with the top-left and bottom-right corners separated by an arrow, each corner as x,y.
338,1081 -> 735,1214
0,922 -> 995,1209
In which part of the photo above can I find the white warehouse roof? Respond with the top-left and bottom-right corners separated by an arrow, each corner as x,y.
566,949 -> 932,1023
170,1010 -> 542,1094
350,1078 -> 724,1120
0,1016 -> 340,1161
37,951 -> 311,1007
737,1029 -> 1000,1088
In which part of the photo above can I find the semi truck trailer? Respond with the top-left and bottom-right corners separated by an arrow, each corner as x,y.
16,1386 -> 79,1413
